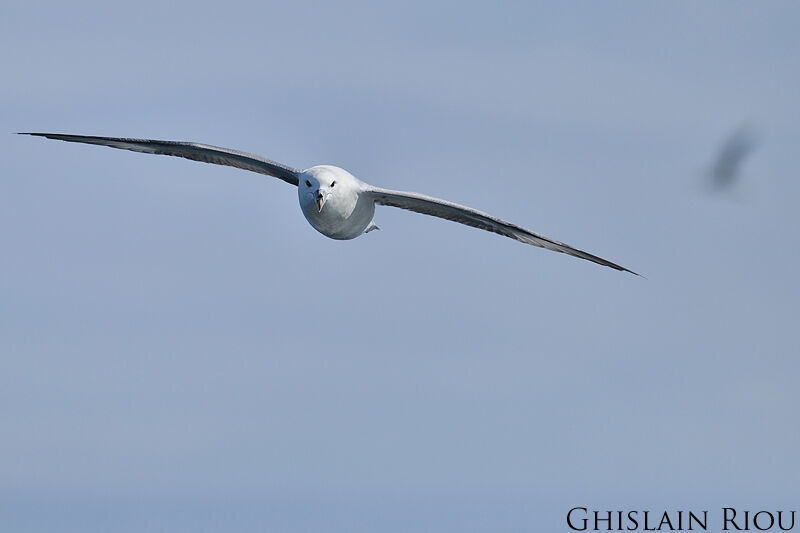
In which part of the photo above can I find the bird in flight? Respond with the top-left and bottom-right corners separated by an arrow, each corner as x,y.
708,125 -> 759,191
21,133 -> 638,275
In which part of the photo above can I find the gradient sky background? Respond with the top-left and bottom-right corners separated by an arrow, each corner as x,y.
2,2 -> 799,531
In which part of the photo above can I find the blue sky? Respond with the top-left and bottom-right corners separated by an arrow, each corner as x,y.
2,2 -> 799,531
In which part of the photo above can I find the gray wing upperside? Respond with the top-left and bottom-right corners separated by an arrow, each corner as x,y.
366,186 -> 640,275
20,132 -> 301,186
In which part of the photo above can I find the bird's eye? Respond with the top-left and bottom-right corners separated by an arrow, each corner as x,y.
305,180 -> 311,187
330,181 -> 336,187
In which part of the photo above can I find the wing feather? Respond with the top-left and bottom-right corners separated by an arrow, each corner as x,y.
368,186 -> 639,275
20,133 -> 301,186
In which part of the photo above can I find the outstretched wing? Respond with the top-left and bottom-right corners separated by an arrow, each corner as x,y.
20,133 -> 301,186
367,186 -> 639,275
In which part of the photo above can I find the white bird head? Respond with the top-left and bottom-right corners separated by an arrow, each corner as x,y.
300,165 -> 358,213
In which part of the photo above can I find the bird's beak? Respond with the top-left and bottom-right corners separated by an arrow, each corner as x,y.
316,193 -> 326,212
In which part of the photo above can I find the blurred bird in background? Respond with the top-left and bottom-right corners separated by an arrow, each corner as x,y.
707,124 -> 759,191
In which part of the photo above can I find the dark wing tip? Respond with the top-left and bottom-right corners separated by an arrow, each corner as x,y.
593,255 -> 643,277
624,267 -> 644,278
19,132 -> 76,138
589,253 -> 641,277
18,132 -> 60,138
585,255 -> 643,277
615,264 -> 644,278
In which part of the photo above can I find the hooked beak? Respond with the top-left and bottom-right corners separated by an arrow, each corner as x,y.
316,192 -> 326,212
